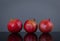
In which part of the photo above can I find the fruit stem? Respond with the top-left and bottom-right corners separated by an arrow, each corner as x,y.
10,19 -> 14,21
48,18 -> 50,21
31,18 -> 36,21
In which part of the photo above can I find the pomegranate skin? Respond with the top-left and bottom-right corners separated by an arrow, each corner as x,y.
24,19 -> 37,33
7,19 -> 22,33
39,19 -> 53,33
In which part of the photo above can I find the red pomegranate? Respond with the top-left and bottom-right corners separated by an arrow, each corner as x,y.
24,19 -> 37,33
7,19 -> 22,33
39,18 -> 54,33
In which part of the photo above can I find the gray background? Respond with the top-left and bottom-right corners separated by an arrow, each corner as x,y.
0,0 -> 60,32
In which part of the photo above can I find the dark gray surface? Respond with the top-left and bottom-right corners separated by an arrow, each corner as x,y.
0,0 -> 60,32
0,32 -> 60,41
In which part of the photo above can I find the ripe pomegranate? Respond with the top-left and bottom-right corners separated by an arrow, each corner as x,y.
39,18 -> 53,33
24,19 -> 37,33
7,19 -> 22,33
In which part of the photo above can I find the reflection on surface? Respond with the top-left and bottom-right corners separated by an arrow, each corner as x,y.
24,33 -> 37,41
39,33 -> 53,41
7,33 -> 53,41
8,33 -> 22,41
0,32 -> 60,41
